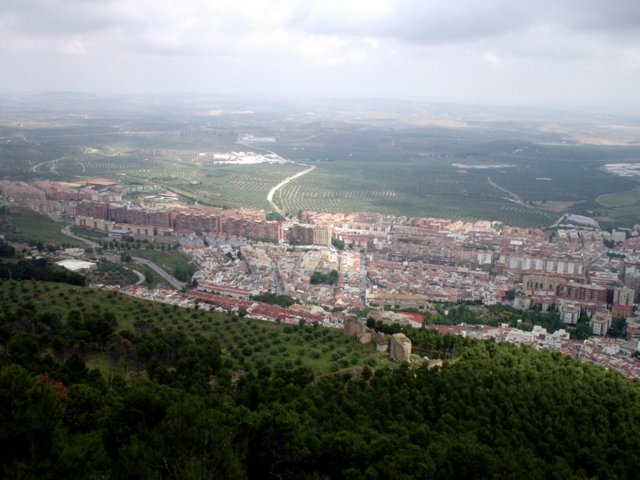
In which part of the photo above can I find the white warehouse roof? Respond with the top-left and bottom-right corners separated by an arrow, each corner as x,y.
55,259 -> 96,272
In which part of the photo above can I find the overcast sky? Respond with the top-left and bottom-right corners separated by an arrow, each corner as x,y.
1,0 -> 639,109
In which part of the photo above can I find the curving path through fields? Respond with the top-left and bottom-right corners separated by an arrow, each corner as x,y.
487,176 -> 523,204
267,164 -> 315,216
31,157 -> 65,174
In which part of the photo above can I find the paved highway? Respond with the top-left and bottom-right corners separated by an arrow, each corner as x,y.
131,256 -> 187,290
60,226 -> 187,290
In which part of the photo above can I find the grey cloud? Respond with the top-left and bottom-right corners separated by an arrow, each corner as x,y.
0,0 -> 134,36
296,1 -> 538,45
0,0 -> 638,110
3,0 -> 640,50
563,0 -> 640,33
385,1 -> 528,45
3,0 -> 638,58
297,0 -> 640,47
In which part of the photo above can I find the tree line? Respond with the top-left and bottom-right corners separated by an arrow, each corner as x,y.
0,258 -> 85,286
1,282 -> 639,478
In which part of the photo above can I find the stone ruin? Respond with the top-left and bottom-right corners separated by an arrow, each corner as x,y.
343,318 -> 412,363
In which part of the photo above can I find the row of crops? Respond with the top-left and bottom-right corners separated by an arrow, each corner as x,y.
9,131 -> 632,227
271,160 -> 557,226
126,154 -> 559,226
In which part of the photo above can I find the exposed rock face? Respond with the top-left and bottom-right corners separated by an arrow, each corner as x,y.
390,333 -> 412,363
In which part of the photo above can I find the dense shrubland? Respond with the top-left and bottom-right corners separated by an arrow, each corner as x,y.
1,280 -> 639,478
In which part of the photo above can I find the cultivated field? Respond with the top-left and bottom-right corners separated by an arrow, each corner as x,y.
0,280 -> 393,376
274,157 -> 557,225
0,205 -> 82,247
597,188 -> 640,208
2,94 -> 640,227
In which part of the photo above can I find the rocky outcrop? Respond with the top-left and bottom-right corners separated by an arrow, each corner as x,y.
346,318 -> 415,363
374,332 -> 389,352
427,358 -> 443,369
390,333 -> 412,363
357,319 -> 373,344
358,329 -> 373,344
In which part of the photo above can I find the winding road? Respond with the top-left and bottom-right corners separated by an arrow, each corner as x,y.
487,176 -> 523,204
487,176 -> 558,226
123,266 -> 146,286
61,225 -> 99,249
31,157 -> 65,174
131,256 -> 187,290
267,164 -> 315,216
60,225 -> 187,290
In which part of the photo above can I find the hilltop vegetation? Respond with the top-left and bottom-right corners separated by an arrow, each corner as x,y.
1,279 -> 639,478
0,205 -> 82,248
0,258 -> 85,286
0,279 -> 392,377
0,255 -> 637,479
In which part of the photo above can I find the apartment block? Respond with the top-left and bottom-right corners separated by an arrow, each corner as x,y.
613,286 -> 635,306
560,303 -> 580,325
313,226 -> 332,247
288,224 -> 315,245
76,201 -> 110,220
590,310 -> 612,336
557,281 -> 607,304
174,212 -> 221,234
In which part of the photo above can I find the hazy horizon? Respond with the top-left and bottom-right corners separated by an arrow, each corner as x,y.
1,1 -> 640,111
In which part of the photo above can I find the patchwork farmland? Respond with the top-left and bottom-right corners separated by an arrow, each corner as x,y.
1,97 -> 640,227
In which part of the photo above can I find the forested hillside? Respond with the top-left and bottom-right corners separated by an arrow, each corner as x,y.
1,280 -> 639,479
